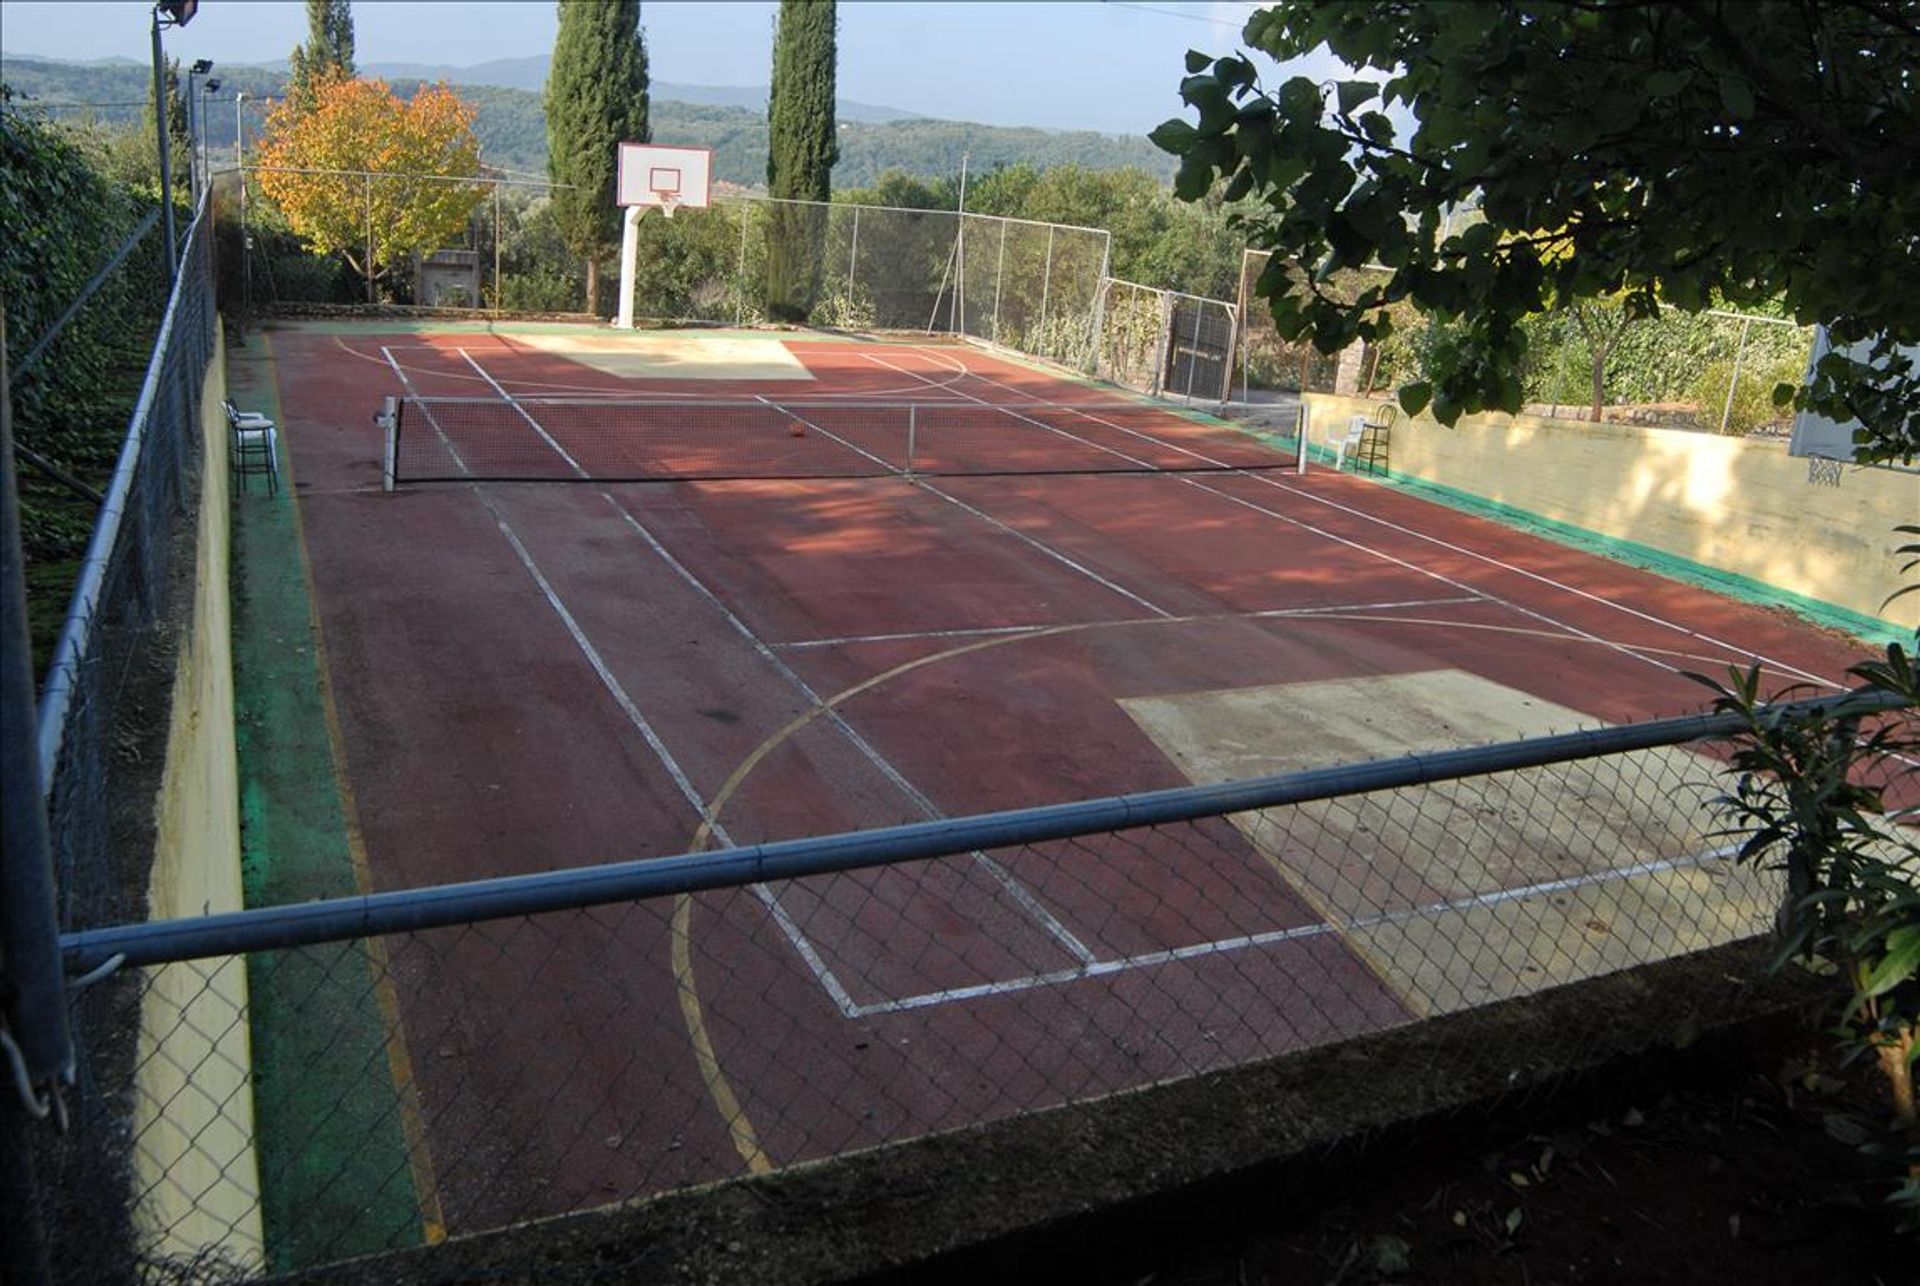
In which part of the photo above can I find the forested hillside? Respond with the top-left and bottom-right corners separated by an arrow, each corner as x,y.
0,56 -> 1174,185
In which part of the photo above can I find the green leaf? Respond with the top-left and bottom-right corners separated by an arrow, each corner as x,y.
1149,119 -> 1199,155
1185,49 -> 1212,75
1335,79 -> 1376,116
1645,69 -> 1692,98
1278,76 -> 1323,120
1859,927 -> 1920,998
1399,381 -> 1432,416
1718,73 -> 1755,119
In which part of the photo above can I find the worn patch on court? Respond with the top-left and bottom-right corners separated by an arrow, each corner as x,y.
1120,669 -> 1776,1016
509,333 -> 813,381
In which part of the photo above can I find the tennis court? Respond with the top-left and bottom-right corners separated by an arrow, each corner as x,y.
248,321 -> 1865,1240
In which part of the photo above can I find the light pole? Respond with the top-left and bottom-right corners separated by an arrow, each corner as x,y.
199,79 -> 222,195
186,59 -> 212,202
236,91 -> 250,314
149,2 -> 201,281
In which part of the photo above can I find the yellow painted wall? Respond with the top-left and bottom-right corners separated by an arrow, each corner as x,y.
1303,393 -> 1919,634
133,331 -> 264,1266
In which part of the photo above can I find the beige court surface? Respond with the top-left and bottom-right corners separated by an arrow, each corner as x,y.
509,332 -> 814,380
1122,670 -> 1778,1018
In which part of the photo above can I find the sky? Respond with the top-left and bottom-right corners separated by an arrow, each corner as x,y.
0,1 -> 1335,135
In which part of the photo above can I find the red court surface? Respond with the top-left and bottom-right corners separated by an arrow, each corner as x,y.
261,323 -> 1868,1232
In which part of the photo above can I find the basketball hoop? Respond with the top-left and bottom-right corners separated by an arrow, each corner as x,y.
613,143 -> 712,326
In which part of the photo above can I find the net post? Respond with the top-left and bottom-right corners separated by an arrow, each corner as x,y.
380,396 -> 399,491
906,404 -> 917,477
1296,402 -> 1309,475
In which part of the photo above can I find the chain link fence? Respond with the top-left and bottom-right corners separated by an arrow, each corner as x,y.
38,700 -> 1859,1282
228,171 -> 1110,367
36,195 -> 217,934
11,191 -> 219,1286
1093,278 -> 1238,405
1236,250 -> 1396,401
1235,249 -> 1817,431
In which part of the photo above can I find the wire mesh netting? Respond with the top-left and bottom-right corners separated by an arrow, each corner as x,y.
1094,278 -> 1238,404
385,396 -> 1298,485
1235,250 -> 1396,400
1233,249 -> 1817,428
47,720 -> 1808,1282
230,173 -> 1111,374
39,201 -> 218,935
24,195 -> 221,1286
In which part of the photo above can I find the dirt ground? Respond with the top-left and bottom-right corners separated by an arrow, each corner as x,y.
1084,1049 -> 1913,1286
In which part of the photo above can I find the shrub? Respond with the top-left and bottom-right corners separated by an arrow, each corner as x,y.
1690,356 -> 1805,434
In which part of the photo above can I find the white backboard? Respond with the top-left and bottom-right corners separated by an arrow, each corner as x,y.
1790,326 -> 1920,461
616,143 -> 713,209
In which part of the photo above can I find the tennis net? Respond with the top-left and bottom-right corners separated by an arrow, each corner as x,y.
384,396 -> 1298,486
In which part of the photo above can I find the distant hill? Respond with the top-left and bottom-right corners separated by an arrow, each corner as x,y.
361,55 -> 921,124
0,54 -> 1174,186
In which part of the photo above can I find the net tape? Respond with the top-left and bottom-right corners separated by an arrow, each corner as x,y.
388,396 -> 1298,485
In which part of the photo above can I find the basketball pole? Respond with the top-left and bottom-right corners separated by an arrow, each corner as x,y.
615,205 -> 642,330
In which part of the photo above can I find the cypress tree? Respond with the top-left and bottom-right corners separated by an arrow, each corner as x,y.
765,0 -> 837,322
547,0 -> 651,316
288,0 -> 357,109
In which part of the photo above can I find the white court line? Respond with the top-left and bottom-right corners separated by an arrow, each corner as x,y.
605,495 -> 1099,967
768,399 -> 1174,620
772,595 -> 1485,651
341,334 -> 985,400
855,355 -> 1661,664
851,842 -> 1746,1016
386,345 -> 863,1018
382,346 -> 474,478
954,361 -> 1844,692
874,350 -> 1784,686
458,349 -> 590,478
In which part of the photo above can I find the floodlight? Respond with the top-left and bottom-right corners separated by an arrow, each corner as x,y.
158,0 -> 198,28
204,79 -> 222,93
190,58 -> 213,75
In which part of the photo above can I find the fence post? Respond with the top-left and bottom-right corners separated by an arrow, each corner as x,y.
735,203 -> 751,327
1086,231 -> 1111,370
1090,240 -> 1113,377
1037,225 -> 1055,355
364,172 -> 376,304
492,182 -> 502,309
0,316 -> 70,1286
991,220 -> 1008,345
847,204 -> 860,318
1183,296 -> 1205,403
1152,290 -> 1173,398
1719,316 -> 1755,434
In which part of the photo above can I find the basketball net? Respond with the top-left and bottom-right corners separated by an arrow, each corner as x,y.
656,191 -> 680,221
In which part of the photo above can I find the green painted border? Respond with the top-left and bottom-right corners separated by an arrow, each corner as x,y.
1327,445 -> 1912,648
228,337 -> 428,1269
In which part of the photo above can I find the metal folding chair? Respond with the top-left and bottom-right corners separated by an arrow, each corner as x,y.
224,401 -> 279,495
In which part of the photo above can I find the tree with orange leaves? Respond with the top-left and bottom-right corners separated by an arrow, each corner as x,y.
256,72 -> 484,300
